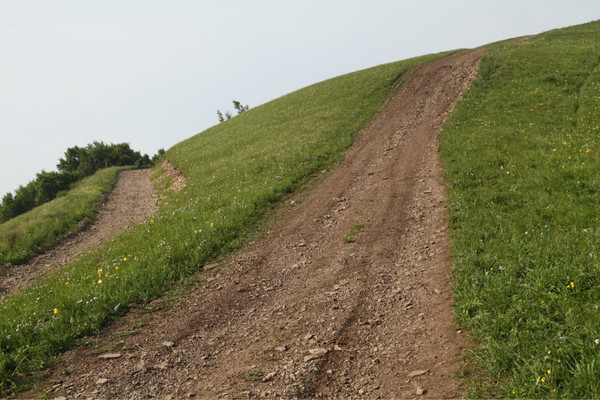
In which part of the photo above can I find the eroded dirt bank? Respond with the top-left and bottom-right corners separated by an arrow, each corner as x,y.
0,169 -> 158,298
40,49 -> 486,399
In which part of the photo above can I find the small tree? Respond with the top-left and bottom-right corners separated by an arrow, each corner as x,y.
217,100 -> 249,123
151,148 -> 166,165
232,100 -> 249,114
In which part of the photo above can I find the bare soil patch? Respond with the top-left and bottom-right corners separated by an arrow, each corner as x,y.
0,169 -> 158,298
36,49 -> 486,399
157,159 -> 187,192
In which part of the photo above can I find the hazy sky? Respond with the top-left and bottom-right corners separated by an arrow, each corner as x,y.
1,1 -> 599,196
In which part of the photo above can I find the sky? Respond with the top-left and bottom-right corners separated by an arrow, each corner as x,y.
1,1 -> 599,197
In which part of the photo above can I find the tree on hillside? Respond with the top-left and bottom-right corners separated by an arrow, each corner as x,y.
0,193 -> 16,222
151,148 -> 166,165
232,100 -> 249,114
217,100 -> 249,123
57,142 -> 141,179
0,141 -> 163,223
34,170 -> 77,205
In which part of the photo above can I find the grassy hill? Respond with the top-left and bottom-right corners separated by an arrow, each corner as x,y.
2,19 -> 600,398
0,51 -> 449,394
440,20 -> 600,398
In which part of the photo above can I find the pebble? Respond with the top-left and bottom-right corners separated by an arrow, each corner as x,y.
416,387 -> 426,395
136,359 -> 147,371
98,353 -> 122,359
156,361 -> 170,370
262,372 -> 277,382
162,341 -> 175,347
408,369 -> 429,378
96,378 -> 109,385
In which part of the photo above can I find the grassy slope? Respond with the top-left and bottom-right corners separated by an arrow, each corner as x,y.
0,52 -> 450,394
440,21 -> 600,398
0,167 -> 126,265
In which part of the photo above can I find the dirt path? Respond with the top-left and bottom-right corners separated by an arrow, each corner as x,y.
38,48 -> 486,399
0,169 -> 158,298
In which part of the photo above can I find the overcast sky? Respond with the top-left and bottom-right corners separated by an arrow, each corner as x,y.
1,1 -> 599,196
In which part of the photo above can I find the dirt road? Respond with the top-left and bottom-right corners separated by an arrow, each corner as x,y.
0,169 -> 158,298
39,48 -> 486,399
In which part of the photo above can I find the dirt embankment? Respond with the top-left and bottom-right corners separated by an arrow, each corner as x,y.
0,169 -> 158,298
37,48 -> 486,399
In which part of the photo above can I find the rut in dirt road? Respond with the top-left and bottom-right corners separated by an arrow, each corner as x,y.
0,169 -> 158,298
41,49 -> 486,400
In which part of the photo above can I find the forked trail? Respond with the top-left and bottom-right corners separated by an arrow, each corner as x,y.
38,48 -> 486,399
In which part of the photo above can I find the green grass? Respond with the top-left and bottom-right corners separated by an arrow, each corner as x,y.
0,167 -> 126,265
343,222 -> 365,243
0,51 -> 451,394
439,20 -> 600,398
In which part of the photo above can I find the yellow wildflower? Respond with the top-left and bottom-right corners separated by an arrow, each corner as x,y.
53,308 -> 58,314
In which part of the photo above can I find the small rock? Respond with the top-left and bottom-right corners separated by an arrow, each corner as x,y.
433,289 -> 441,294
416,387 -> 426,395
98,353 -> 122,359
303,333 -> 314,341
334,344 -> 342,351
96,378 -> 109,385
275,345 -> 288,352
262,372 -> 277,382
304,354 -> 320,362
326,369 -> 334,375
162,341 -> 175,347
135,359 -> 146,371
309,348 -> 328,356
408,370 -> 429,378
156,361 -> 170,370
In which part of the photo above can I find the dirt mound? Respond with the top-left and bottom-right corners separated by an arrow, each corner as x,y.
37,49 -> 486,399
0,169 -> 158,298
158,159 -> 187,192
